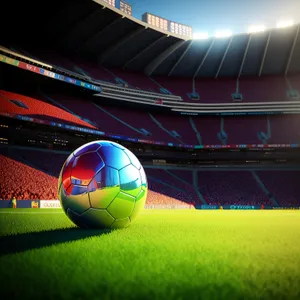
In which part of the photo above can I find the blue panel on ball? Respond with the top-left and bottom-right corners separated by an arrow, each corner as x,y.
110,141 -> 125,150
119,165 -> 142,197
123,148 -> 141,170
70,185 -> 88,196
98,144 -> 130,170
73,141 -> 101,157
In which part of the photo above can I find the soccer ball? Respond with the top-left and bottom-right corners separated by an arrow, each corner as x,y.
58,140 -> 148,229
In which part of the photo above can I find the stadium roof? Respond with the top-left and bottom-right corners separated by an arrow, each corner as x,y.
1,0 -> 300,78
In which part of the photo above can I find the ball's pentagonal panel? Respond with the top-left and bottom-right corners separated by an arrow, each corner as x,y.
67,208 -> 88,228
61,154 -> 75,191
59,183 -> 90,215
98,143 -> 130,170
111,217 -> 131,229
81,208 -> 115,229
73,141 -> 101,157
130,188 -> 148,222
70,152 -> 104,186
88,166 -> 120,209
123,148 -> 141,170
107,192 -> 135,219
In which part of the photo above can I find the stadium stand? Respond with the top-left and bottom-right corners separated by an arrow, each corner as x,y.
223,116 -> 268,145
2,88 -> 300,145
109,69 -> 162,93
257,171 -> 300,207
239,76 -> 288,102
1,147 -> 299,207
0,90 -> 96,129
268,115 -> 300,144
197,171 -> 274,206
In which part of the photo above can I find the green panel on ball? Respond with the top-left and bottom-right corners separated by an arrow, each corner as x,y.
130,188 -> 147,222
59,184 -> 90,215
111,217 -> 131,229
107,191 -> 135,219
88,166 -> 120,209
81,208 -> 115,229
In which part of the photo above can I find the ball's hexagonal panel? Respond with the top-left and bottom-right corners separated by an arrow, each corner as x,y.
110,141 -> 125,150
70,152 -> 104,186
88,166 -> 120,209
119,164 -> 142,197
123,148 -> 141,170
140,166 -> 147,191
61,154 -> 75,191
107,192 -> 135,219
111,217 -> 131,229
81,208 -> 115,228
59,183 -> 91,215
73,141 -> 101,157
98,143 -> 130,170
130,188 -> 148,222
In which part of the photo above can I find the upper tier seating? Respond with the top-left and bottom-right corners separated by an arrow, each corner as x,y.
0,90 -> 96,129
1,89 -> 300,145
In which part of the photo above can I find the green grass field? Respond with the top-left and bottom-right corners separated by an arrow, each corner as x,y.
0,209 -> 300,300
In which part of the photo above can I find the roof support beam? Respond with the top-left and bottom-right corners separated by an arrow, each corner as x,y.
122,35 -> 167,69
168,40 -> 193,76
215,37 -> 233,79
75,16 -> 123,54
193,39 -> 215,79
145,40 -> 186,76
285,24 -> 300,76
237,35 -> 252,78
259,31 -> 271,76
98,27 -> 145,64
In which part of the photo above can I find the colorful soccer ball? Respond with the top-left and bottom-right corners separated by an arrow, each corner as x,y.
58,140 -> 148,229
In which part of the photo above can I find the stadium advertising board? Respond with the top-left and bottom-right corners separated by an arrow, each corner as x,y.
40,200 -> 61,209
31,201 -> 39,208
0,54 -> 101,92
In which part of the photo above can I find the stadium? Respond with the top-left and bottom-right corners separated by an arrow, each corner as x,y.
0,0 -> 300,299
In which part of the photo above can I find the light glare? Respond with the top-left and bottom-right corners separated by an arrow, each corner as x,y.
214,30 -> 232,38
276,20 -> 294,28
248,25 -> 265,33
193,32 -> 209,40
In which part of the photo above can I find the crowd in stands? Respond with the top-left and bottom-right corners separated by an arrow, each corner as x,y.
0,148 -> 299,207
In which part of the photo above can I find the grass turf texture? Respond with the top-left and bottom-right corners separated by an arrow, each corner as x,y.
0,209 -> 300,300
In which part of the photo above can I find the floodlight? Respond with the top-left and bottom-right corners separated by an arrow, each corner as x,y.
276,20 -> 294,28
248,25 -> 265,33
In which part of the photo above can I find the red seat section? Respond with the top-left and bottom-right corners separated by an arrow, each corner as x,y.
0,90 -> 96,129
